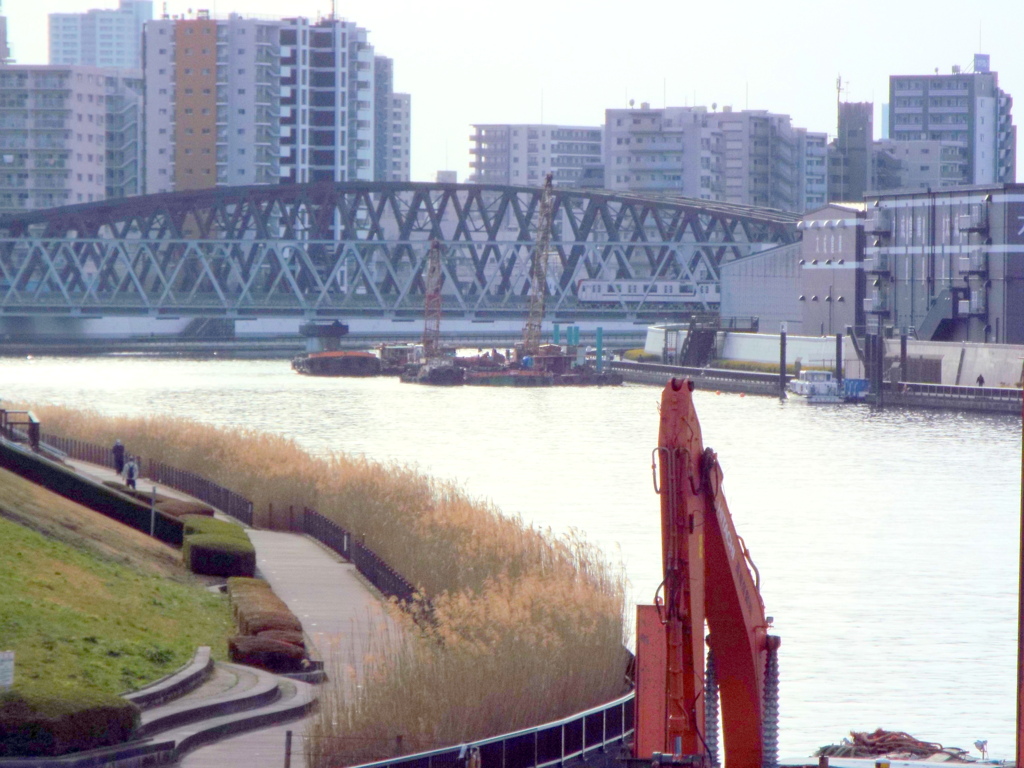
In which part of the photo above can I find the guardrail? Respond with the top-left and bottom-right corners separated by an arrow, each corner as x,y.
346,692 -> 634,768
303,507 -> 417,603
883,381 -> 1023,414
39,433 -> 254,526
1,409 -> 40,450
611,361 -> 780,394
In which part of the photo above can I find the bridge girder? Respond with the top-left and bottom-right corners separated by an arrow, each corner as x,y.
0,182 -> 799,318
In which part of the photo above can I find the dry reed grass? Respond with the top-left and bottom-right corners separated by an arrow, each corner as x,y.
27,404 -> 629,767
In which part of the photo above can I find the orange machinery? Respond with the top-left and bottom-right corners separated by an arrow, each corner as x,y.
635,379 -> 781,768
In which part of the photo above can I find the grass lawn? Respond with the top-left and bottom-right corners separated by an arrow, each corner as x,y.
0,467 -> 234,699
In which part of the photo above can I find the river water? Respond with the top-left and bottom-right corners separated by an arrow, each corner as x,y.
0,355 -> 1018,761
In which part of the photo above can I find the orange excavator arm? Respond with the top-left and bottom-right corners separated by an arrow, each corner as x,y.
635,379 -> 780,768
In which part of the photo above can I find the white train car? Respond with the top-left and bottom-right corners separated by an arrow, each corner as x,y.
576,279 -> 720,304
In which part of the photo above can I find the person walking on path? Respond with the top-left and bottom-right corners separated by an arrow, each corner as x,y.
124,455 -> 138,490
112,439 -> 125,474
976,373 -> 985,387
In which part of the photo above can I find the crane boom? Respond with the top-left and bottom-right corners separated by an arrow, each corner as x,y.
522,173 -> 553,356
422,240 -> 443,361
636,379 -> 780,768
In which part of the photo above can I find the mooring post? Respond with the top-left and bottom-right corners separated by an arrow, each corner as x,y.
835,333 -> 843,384
779,323 -> 787,398
900,333 -> 908,384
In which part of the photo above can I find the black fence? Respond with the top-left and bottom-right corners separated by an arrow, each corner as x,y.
303,507 -> 417,603
40,433 -> 254,526
147,458 -> 253,526
343,692 -> 634,768
36,433 -> 413,602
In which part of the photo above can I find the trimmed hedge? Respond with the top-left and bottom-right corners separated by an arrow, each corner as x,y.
183,533 -> 255,577
0,690 -> 140,757
256,629 -> 305,650
228,636 -> 306,673
226,578 -> 308,672
181,515 -> 248,539
155,499 -> 215,518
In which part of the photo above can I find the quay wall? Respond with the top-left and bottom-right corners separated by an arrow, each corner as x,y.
644,327 -> 1024,388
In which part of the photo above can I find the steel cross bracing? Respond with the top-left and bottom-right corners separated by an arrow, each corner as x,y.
0,183 -> 799,318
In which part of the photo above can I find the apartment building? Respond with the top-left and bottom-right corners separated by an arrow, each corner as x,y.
0,66 -> 110,212
469,123 -> 602,187
105,70 -> 144,199
144,13 -> 281,193
603,105 -> 826,212
384,93 -> 411,181
50,0 -> 152,69
889,54 -> 1015,185
373,56 -> 410,182
604,105 -> 722,199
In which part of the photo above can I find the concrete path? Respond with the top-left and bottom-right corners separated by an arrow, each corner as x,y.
64,456 -> 394,768
65,457 -> 205,504
177,532 -> 395,768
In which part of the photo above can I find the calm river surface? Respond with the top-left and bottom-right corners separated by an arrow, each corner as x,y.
0,355 -> 1018,760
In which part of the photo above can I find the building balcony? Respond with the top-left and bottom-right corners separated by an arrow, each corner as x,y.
865,207 -> 893,235
863,293 -> 890,315
958,291 -> 987,316
865,253 -> 892,273
958,249 -> 988,275
957,209 -> 987,232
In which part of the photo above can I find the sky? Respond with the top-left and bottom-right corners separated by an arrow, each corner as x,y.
5,0 -> 1023,183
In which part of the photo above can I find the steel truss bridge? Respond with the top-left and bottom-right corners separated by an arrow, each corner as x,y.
0,182 -> 799,321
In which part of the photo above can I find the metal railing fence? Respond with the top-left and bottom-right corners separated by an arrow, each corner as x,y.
303,507 -> 417,603
344,692 -> 634,768
39,433 -> 254,526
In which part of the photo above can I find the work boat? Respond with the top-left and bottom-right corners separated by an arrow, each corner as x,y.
787,370 -> 869,404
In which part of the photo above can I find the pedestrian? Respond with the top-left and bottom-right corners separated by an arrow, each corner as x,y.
112,439 -> 125,474
124,455 -> 138,490
976,373 -> 985,387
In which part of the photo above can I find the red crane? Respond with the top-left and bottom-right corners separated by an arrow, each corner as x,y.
635,379 -> 780,768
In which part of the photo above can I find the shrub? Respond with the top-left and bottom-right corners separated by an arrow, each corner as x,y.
156,499 -> 215,518
183,534 -> 255,577
623,348 -> 659,362
237,609 -> 303,636
256,630 -> 305,650
0,690 -> 139,757
228,636 -> 306,674
182,515 -> 247,539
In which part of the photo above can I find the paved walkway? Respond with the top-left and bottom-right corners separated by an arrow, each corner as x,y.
64,457 -> 395,768
177,533 -> 395,768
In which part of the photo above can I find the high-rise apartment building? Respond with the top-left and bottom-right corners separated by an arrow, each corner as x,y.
104,70 -> 144,199
603,105 -> 825,212
604,105 -> 720,198
372,55 -> 411,182
0,1 -> 12,64
144,13 -> 281,193
469,124 -> 602,187
49,0 -> 152,70
828,101 -> 873,202
279,17 -> 376,185
797,130 -> 828,210
384,93 -> 411,181
889,54 -> 1015,185
0,66 -> 113,212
